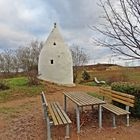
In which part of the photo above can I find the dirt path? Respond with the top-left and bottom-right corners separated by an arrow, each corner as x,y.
0,84 -> 140,140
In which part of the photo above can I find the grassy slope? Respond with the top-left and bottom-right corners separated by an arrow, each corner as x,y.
77,67 -> 140,83
0,77 -> 45,103
88,92 -> 103,99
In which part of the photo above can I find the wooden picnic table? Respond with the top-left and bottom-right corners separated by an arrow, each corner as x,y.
63,91 -> 105,133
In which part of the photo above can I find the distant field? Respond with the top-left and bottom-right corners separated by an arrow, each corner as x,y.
0,77 -> 45,103
89,69 -> 140,81
77,65 -> 140,83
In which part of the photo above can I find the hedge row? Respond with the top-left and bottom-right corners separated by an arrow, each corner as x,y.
111,82 -> 140,117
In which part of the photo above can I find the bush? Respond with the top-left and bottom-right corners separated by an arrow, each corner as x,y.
0,80 -> 9,91
82,70 -> 90,81
111,82 -> 140,117
27,70 -> 40,86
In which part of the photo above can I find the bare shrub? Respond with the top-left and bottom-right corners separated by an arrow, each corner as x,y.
27,70 -> 40,86
0,79 -> 9,90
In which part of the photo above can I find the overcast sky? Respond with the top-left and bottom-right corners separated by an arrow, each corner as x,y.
0,0 -> 139,66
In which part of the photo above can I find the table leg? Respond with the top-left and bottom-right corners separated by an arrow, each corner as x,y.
64,95 -> 67,112
91,105 -> 94,111
76,105 -> 80,133
112,113 -> 116,128
99,105 -> 102,128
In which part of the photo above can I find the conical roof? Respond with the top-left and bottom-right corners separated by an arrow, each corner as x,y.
45,23 -> 65,45
38,23 -> 73,85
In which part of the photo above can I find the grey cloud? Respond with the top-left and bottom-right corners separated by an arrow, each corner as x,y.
47,0 -> 101,29
0,0 -> 125,65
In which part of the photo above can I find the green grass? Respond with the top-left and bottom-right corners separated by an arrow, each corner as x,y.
82,81 -> 108,88
88,92 -> 103,100
82,81 -> 97,86
5,77 -> 28,87
0,77 -> 45,103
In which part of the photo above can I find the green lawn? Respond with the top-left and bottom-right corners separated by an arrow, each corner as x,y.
88,92 -> 103,100
5,77 -> 28,87
0,77 -> 45,103
82,81 -> 97,86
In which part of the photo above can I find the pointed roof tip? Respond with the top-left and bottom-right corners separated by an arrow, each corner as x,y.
54,23 -> 56,28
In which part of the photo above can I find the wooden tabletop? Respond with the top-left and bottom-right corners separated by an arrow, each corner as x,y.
63,91 -> 105,107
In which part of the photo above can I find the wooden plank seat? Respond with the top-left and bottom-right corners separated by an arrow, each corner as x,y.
100,87 -> 135,128
41,91 -> 72,140
102,103 -> 130,115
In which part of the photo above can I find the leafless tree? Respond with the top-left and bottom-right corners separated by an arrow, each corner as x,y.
29,40 -> 43,70
11,51 -> 21,73
71,45 -> 89,82
0,40 -> 43,76
92,0 -> 140,60
2,50 -> 13,73
16,40 -> 43,72
0,53 -> 5,73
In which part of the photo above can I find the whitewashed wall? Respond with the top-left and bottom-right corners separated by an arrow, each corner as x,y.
38,25 -> 73,85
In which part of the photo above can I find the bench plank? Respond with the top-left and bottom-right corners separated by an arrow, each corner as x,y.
112,93 -> 135,104
64,92 -> 82,106
112,97 -> 134,107
71,92 -> 92,105
102,104 -> 130,115
111,90 -> 135,99
50,102 -> 63,125
56,102 -> 72,124
100,88 -> 135,107
48,103 -> 58,125
64,92 -> 105,107
53,102 -> 67,124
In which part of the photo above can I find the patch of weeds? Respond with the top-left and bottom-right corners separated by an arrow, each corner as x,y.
0,77 -> 45,102
88,92 -> 103,100
0,90 -> 12,102
0,107 -> 18,114
16,85 -> 45,97
82,82 -> 97,86
0,102 -> 34,119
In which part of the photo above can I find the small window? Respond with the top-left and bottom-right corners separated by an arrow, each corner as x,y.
53,42 -> 56,45
50,60 -> 53,64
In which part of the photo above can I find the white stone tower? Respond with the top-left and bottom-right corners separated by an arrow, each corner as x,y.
38,23 -> 73,85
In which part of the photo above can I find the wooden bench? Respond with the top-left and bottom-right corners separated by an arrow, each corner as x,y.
99,87 -> 135,128
41,91 -> 72,140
